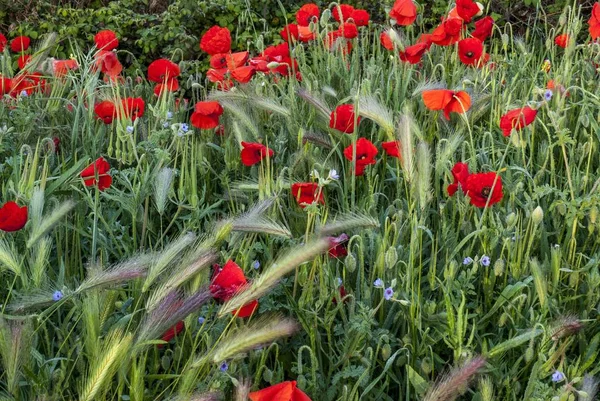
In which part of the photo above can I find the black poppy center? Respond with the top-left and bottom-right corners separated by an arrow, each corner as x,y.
481,187 -> 491,197
466,51 -> 474,58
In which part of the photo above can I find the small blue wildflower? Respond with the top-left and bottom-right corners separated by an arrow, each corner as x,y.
166,111 -> 173,119
551,370 -> 565,383
198,316 -> 205,324
252,260 -> 260,269
180,123 -> 189,133
480,255 -> 491,267
373,278 -> 383,288
20,90 -> 28,97
126,126 -> 134,134
544,89 -> 553,102
219,362 -> 228,372
463,257 -> 474,265
328,169 -> 340,180
336,277 -> 343,287
52,290 -> 63,301
163,122 -> 169,128
384,287 -> 394,301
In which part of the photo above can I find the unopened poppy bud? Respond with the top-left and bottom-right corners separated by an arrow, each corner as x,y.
559,13 -> 567,26
499,312 -> 508,327
297,374 -> 307,389
524,344 -> 534,362
262,368 -> 272,382
532,206 -> 544,225
421,357 -> 432,374
476,2 -> 484,17
385,247 -> 398,269
590,206 -> 598,225
506,212 -> 517,227
161,355 -> 171,370
320,9 -> 331,26
381,343 -> 392,360
191,82 -> 202,89
345,253 -> 356,272
267,61 -> 281,69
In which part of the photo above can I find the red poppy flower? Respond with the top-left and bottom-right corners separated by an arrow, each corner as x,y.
230,66 -> 256,83
94,30 -> 118,51
447,162 -> 470,196
291,183 -> 324,208
389,0 -> 417,26
249,381 -> 312,401
339,23 -> 358,39
94,101 -> 116,124
0,34 -> 6,52
499,106 -> 537,136
380,31 -> 394,50
343,138 -> 378,176
18,54 -> 31,70
554,34 -> 570,48
351,9 -> 370,26
399,41 -> 432,64
121,97 -> 145,121
0,201 -> 28,232
95,50 -> 123,78
200,26 -> 231,55
431,18 -> 464,46
330,104 -> 360,133
464,172 -> 503,208
458,38 -> 484,66
296,3 -> 320,26
382,141 -> 402,159
10,36 -> 30,52
240,142 -> 274,166
53,137 -> 61,153
328,233 -> 349,258
190,101 -> 224,129
53,58 -> 79,77
589,3 -> 600,41
210,260 -> 258,318
280,23 -> 300,42
422,90 -> 471,120
148,58 -> 180,83
472,16 -> 494,42
298,25 -> 316,42
332,4 -> 355,22
158,321 -> 185,348
455,0 -> 480,23
80,157 -> 112,191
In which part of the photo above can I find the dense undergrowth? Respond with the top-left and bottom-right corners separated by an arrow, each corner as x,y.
1,0 -> 600,400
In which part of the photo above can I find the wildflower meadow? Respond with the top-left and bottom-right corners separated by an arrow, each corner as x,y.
1,0 -> 600,400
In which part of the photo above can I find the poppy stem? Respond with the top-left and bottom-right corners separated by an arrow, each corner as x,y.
91,184 -> 100,261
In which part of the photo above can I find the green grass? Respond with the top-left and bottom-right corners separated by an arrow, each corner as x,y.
1,1 -> 600,400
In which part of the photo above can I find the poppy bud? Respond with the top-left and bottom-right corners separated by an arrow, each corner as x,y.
385,247 -> 398,269
267,61 -> 281,69
532,206 -> 544,225
320,8 -> 332,26
505,212 -> 517,227
344,253 -> 356,272
262,368 -> 273,382
590,206 -> 598,225
499,312 -> 508,327
420,357 -> 432,374
524,343 -> 534,362
381,343 -> 392,360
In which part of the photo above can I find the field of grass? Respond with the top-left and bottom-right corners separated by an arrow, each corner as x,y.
1,0 -> 600,400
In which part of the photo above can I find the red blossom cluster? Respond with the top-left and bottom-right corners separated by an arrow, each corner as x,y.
381,0 -> 493,68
